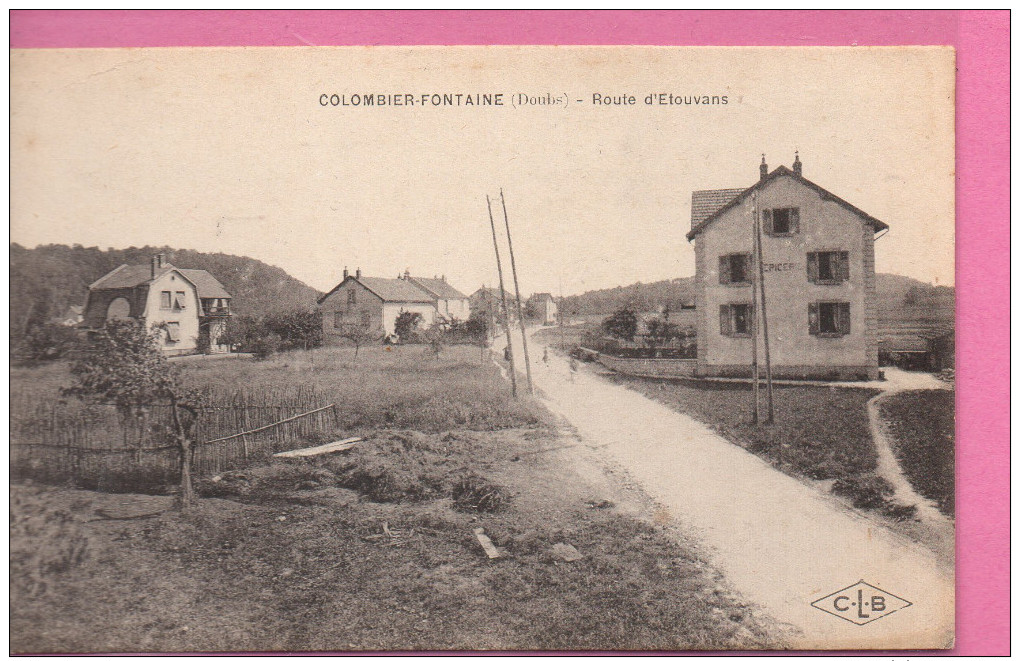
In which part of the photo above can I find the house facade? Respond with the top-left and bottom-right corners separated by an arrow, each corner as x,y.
318,268 -> 457,341
405,272 -> 470,322
687,155 -> 887,380
82,254 -> 232,355
528,293 -> 558,325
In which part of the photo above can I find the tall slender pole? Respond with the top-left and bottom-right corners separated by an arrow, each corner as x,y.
487,195 -> 518,398
558,274 -> 566,351
755,197 -> 775,423
499,188 -> 534,395
750,194 -> 760,425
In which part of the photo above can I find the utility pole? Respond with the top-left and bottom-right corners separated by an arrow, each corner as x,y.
750,193 -> 760,424
558,274 -> 566,351
486,195 -> 518,398
755,195 -> 775,423
499,188 -> 534,395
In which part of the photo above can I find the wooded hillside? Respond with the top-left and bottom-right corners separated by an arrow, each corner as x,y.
10,244 -> 321,337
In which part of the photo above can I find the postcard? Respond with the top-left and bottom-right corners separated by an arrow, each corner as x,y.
10,45 -> 955,652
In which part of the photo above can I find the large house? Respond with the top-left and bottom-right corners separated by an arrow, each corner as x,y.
686,154 -> 887,380
82,254 -> 232,355
318,268 -> 470,340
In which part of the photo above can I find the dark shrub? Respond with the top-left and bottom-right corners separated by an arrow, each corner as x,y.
832,474 -> 894,510
451,473 -> 509,513
251,333 -> 282,361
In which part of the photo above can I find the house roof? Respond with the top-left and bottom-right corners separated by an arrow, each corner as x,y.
530,293 -> 554,302
89,262 -> 231,299
409,276 -> 468,300
686,166 -> 889,241
178,269 -> 232,299
690,188 -> 746,231
318,276 -> 436,304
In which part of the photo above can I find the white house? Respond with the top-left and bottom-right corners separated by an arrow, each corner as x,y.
82,254 -> 232,355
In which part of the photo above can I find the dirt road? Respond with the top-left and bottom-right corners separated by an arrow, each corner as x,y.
501,329 -> 954,649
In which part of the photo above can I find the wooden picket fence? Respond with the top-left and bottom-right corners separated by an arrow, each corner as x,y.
10,386 -> 341,493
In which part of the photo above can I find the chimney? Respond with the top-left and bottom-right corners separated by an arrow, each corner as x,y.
760,154 -> 768,181
151,255 -> 159,279
404,268 -> 411,280
793,151 -> 802,176
355,268 -> 362,279
441,274 -> 446,282
343,266 -> 349,279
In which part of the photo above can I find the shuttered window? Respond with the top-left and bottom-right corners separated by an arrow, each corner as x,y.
174,291 -> 187,310
160,291 -> 172,309
719,253 -> 751,285
165,322 -> 181,342
333,310 -> 344,328
809,302 -> 850,336
720,303 -> 753,337
764,207 -> 800,235
807,251 -> 850,283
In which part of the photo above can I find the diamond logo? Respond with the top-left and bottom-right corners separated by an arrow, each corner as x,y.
811,580 -> 912,625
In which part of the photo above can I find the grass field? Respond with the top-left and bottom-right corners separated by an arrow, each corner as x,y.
605,375 -> 911,517
11,344 -> 782,652
879,389 -> 956,516
10,345 -> 549,434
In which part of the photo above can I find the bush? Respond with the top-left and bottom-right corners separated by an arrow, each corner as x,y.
10,490 -> 91,597
602,308 -> 638,342
451,473 -> 508,513
831,474 -> 894,510
17,323 -> 80,362
251,333 -> 282,361
263,310 -> 323,351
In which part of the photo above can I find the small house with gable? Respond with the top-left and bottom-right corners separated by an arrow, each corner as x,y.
318,268 -> 447,341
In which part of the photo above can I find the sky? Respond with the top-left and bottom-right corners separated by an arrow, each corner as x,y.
10,47 -> 955,296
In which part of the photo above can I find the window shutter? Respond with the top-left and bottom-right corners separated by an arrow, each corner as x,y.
838,302 -> 851,334
719,305 -> 731,336
719,255 -> 731,284
808,303 -> 820,335
806,252 -> 819,283
762,209 -> 773,234
789,208 -> 801,234
838,251 -> 850,281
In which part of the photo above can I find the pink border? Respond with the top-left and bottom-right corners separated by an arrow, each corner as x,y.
10,10 -> 1009,656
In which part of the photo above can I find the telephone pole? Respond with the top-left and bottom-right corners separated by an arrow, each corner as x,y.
754,194 -> 775,423
486,195 -> 518,398
499,189 -> 534,395
750,193 -> 761,424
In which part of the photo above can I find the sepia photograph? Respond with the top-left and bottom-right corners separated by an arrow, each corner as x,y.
10,38 -> 964,653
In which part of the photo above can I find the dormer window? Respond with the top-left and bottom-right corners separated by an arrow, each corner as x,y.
764,207 -> 800,236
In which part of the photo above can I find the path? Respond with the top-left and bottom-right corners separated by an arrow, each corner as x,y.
499,329 -> 954,650
866,385 -> 954,554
